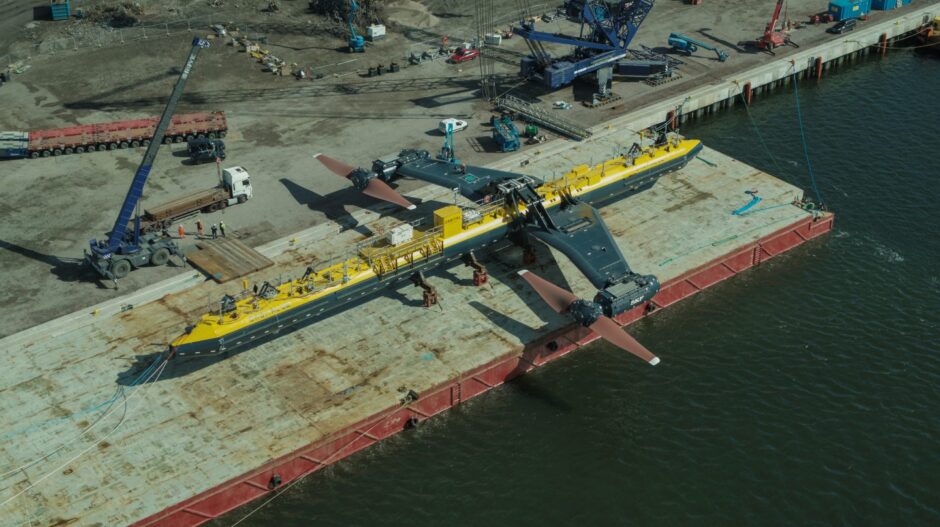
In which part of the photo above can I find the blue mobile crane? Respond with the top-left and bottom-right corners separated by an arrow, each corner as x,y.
437,122 -> 460,164
85,37 -> 211,281
347,0 -> 365,53
513,0 -> 659,92
667,32 -> 728,61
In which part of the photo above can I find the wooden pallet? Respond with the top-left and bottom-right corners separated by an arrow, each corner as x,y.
186,237 -> 274,283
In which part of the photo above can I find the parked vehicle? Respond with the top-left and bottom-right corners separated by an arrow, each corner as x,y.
438,118 -> 468,134
137,167 -> 253,234
187,138 -> 226,163
827,19 -> 857,34
450,48 -> 480,63
553,101 -> 573,109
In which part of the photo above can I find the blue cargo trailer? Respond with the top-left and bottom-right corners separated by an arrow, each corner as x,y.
0,131 -> 28,159
50,0 -> 70,21
871,0 -> 910,10
829,0 -> 871,21
491,115 -> 521,152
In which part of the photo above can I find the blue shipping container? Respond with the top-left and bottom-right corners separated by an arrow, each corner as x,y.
871,0 -> 911,10
829,0 -> 872,21
50,0 -> 71,21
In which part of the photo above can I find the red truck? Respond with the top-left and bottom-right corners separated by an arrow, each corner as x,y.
0,111 -> 227,159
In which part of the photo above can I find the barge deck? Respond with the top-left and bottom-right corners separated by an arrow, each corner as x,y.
0,143 -> 832,526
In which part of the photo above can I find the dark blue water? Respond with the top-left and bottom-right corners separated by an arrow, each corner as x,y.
215,51 -> 940,526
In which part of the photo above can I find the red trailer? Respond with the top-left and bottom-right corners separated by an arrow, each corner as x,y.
5,111 -> 227,159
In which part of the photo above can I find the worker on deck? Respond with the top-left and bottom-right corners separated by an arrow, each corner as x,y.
211,224 -> 218,238
219,221 -> 226,238
178,224 -> 186,239
196,220 -> 205,239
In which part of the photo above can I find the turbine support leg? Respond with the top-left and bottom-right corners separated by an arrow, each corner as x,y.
411,271 -> 439,308
463,251 -> 488,286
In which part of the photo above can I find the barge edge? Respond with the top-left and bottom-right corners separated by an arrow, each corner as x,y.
133,211 -> 834,527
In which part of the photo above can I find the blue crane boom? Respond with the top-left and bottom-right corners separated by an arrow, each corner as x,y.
513,0 -> 655,89
86,37 -> 210,280
347,0 -> 365,52
667,32 -> 728,61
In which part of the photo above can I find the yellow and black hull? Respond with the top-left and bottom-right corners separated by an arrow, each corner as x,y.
170,139 -> 702,359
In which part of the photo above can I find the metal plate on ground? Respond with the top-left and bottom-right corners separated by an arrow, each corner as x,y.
187,237 -> 274,283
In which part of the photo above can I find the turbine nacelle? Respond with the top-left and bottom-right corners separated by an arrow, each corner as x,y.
314,153 -> 416,210
518,270 -> 660,366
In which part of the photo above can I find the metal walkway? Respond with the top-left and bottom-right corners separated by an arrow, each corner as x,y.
495,95 -> 593,141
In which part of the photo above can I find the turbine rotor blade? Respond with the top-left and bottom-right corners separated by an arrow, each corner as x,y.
589,316 -> 660,366
362,178 -> 416,210
314,153 -> 356,178
517,270 -> 578,313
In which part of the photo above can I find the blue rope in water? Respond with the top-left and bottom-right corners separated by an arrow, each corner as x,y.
792,71 -> 824,205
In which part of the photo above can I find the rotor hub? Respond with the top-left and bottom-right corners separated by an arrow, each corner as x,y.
348,168 -> 376,191
569,299 -> 603,327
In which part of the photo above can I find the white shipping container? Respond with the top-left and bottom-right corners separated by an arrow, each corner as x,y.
387,224 -> 414,246
367,24 -> 386,41
0,131 -> 28,142
484,33 -> 502,46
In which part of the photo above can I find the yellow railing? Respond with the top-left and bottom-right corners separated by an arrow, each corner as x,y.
360,226 -> 445,277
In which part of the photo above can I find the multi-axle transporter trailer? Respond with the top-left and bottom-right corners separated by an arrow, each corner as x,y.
0,111 -> 227,159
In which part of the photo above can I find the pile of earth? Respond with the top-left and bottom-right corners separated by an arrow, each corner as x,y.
80,2 -> 145,28
383,0 -> 440,28
307,0 -> 385,22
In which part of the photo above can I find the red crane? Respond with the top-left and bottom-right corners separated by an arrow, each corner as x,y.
757,0 -> 795,53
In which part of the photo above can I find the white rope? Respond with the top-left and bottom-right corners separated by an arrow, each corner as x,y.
0,360 -> 168,510
0,388 -> 124,481
230,414 -> 394,526
0,357 -> 166,480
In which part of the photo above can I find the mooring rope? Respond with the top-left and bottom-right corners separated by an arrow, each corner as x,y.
0,359 -> 169,510
738,91 -> 786,176
0,355 -> 163,445
791,71 -> 824,205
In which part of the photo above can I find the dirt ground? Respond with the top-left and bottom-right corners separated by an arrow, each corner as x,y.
0,0 -> 902,335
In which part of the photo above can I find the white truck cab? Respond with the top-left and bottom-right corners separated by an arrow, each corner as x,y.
223,166 -> 253,203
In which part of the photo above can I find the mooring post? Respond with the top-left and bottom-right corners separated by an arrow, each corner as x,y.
815,56 -> 823,80
744,82 -> 752,105
880,33 -> 888,56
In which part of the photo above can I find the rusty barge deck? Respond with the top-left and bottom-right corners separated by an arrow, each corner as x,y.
0,144 -> 832,526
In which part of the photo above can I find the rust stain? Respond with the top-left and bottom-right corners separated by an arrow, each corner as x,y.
97,441 -> 111,451
155,297 -> 193,321
663,190 -> 714,212
48,518 -> 79,527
